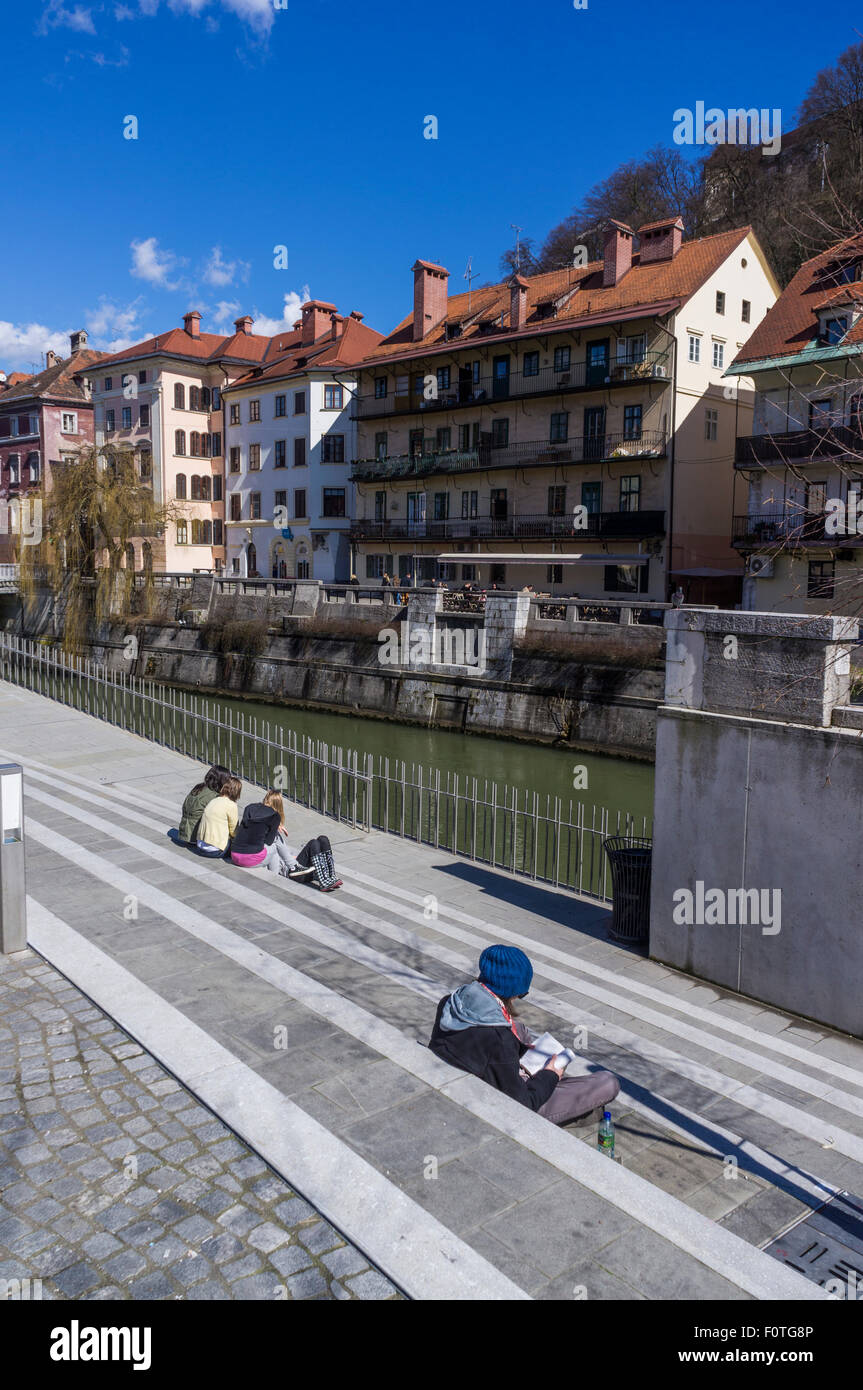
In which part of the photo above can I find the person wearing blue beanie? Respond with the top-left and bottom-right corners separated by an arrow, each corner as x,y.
428,944 -> 620,1124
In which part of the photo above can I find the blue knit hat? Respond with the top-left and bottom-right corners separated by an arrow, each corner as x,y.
478,945 -> 533,999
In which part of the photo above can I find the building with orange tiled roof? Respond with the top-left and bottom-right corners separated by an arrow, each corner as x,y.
727,232 -> 863,615
221,303 -> 382,580
86,312 -> 302,574
349,220 -> 779,603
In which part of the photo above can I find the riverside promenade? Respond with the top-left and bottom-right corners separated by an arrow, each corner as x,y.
2,681 -> 863,1300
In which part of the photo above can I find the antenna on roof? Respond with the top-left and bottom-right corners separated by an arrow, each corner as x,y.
510,224 -> 523,272
464,257 -> 477,313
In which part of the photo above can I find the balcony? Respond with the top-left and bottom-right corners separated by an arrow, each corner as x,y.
355,352 -> 672,419
732,511 -> 842,548
351,431 -> 668,483
351,510 -> 666,544
735,425 -> 863,468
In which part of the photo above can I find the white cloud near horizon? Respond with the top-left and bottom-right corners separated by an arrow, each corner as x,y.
250,288 -> 311,336
0,301 -> 155,372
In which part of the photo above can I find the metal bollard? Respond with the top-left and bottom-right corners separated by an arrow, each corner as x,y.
0,763 -> 26,953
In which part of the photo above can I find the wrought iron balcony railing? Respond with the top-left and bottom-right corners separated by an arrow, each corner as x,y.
355,351 -> 671,419
351,431 -> 667,482
731,511 -> 842,547
735,425 -> 863,467
351,510 -> 665,543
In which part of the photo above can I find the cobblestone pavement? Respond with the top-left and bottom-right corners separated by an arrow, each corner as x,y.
0,949 -> 401,1301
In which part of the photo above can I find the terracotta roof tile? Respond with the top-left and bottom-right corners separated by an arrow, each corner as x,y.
732,231 -> 863,365
0,349 -> 108,405
224,315 -> 383,391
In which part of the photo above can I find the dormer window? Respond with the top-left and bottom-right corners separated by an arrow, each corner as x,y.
823,315 -> 849,345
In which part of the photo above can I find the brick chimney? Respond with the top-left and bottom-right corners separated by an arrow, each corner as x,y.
69,329 -> 88,354
412,260 -> 449,342
183,311 -> 202,339
636,217 -> 684,265
45,349 -> 58,369
330,313 -> 341,342
602,221 -> 634,287
349,310 -> 364,322
301,300 -> 337,346
510,275 -> 529,330
233,315 -> 254,335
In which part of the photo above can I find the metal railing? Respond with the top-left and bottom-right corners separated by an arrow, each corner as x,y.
0,632 -> 650,903
735,425 -> 863,467
732,511 -> 836,547
351,509 -> 666,542
355,351 -> 672,418
351,430 -> 668,482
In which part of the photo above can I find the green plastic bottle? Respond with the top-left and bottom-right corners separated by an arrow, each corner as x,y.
598,1109 -> 615,1157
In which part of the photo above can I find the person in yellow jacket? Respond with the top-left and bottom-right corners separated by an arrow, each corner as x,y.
197,776 -> 242,856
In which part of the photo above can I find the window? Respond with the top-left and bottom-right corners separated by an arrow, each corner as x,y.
212,387 -> 220,410
546,564 -> 563,584
436,427 -> 451,451
174,384 -> 185,409
366,554 -> 385,579
229,494 -> 241,521
190,432 -> 201,457
8,457 -> 19,485
200,432 -> 211,457
294,438 -> 306,467
809,399 -> 833,429
294,489 -> 307,518
742,300 -> 751,324
688,335 -> 701,363
61,412 -> 77,433
229,446 -> 240,473
275,394 -> 286,417
191,475 -> 202,500
247,492 -> 260,520
375,432 -> 388,460
323,487 -> 346,518
582,480 -> 601,514
623,404 -> 643,440
201,387 -> 211,410
212,431 -> 222,457
249,443 -> 261,471
825,316 -> 848,345
490,564 -> 506,585
716,292 -> 726,315
548,486 -> 566,516
604,563 -> 648,593
120,406 -> 131,430
104,377 -> 113,391
523,351 -> 539,377
140,403 -> 150,428
438,562 -> 457,582
274,440 -> 286,468
554,346 -> 571,372
491,418 -> 509,447
105,409 -> 115,432
176,520 -> 188,545
200,476 -> 212,501
705,408 -> 718,441
274,489 -> 288,514
436,367 -> 450,391
374,377 -> 387,399
321,434 -> 345,463
712,341 -> 725,369
139,451 -> 151,480
249,399 -> 260,422
619,334 -> 646,364
229,403 -> 240,425
490,488 -> 507,519
461,490 -> 478,519
138,370 -> 147,384
189,386 -> 200,411
294,391 -> 306,415
324,384 -> 343,410
175,429 -> 186,455
175,474 -> 187,499
461,564 -> 477,582
213,475 -> 223,501
213,519 -> 224,546
433,492 -> 449,521
620,476 -> 641,511
808,560 -> 835,598
550,412 -> 569,443
373,490 -> 387,522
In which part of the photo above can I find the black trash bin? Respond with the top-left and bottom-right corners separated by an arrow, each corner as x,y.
603,836 -> 652,943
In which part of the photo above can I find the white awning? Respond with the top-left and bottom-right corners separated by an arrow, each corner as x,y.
432,553 -> 649,566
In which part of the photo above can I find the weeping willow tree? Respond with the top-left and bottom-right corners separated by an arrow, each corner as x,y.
19,444 -> 176,652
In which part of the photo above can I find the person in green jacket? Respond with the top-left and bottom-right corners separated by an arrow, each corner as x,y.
178,764 -> 232,845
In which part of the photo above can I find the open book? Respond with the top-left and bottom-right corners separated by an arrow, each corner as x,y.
520,1031 -> 578,1076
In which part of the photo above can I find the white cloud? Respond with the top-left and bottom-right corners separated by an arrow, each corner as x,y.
130,236 -> 186,290
211,300 -> 242,327
0,322 -> 71,372
37,2 -> 97,35
85,297 -> 145,339
249,288 -> 311,336
167,0 -> 274,35
0,303 -> 156,372
202,246 -> 250,289
114,3 -> 137,18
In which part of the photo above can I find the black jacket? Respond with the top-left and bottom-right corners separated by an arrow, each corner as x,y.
428,997 -> 558,1111
231,804 -> 281,856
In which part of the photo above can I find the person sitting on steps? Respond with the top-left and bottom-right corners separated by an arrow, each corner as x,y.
230,789 -> 343,891
197,776 -> 242,856
177,763 -> 232,846
428,945 -> 619,1124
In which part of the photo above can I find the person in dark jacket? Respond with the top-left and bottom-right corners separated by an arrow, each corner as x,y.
429,945 -> 619,1124
177,764 -> 232,845
230,790 -> 342,890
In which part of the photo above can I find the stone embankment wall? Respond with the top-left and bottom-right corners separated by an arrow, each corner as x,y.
15,576 -> 672,758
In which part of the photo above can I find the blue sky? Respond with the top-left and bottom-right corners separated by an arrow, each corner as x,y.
1,0 -> 860,371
